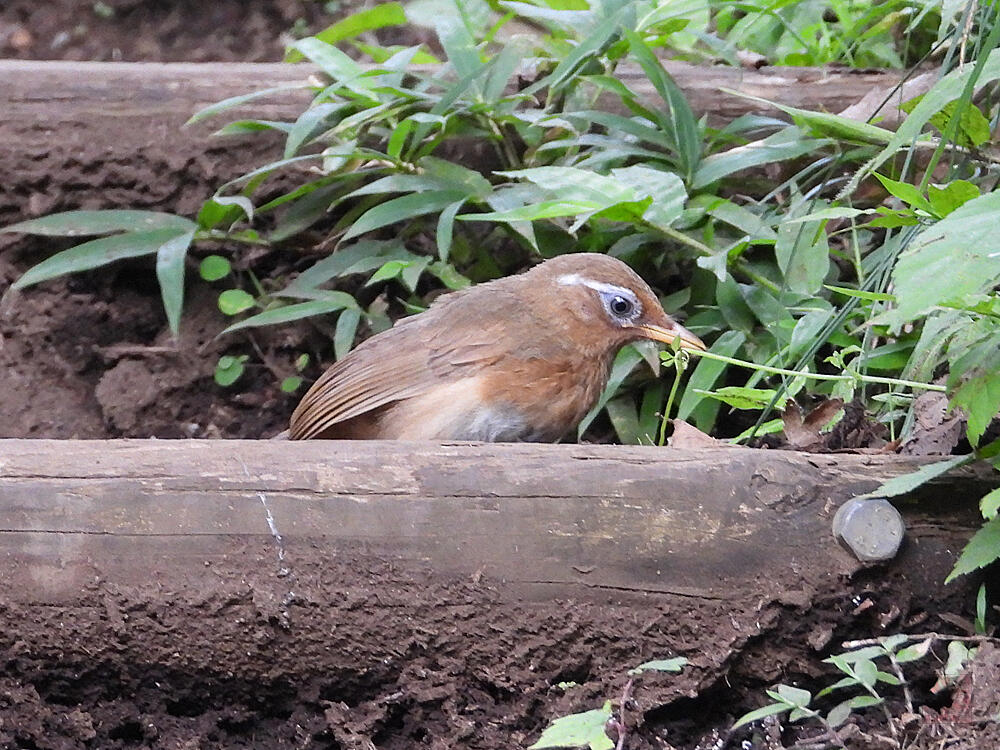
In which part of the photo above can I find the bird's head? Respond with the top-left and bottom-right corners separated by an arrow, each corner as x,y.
528,253 -> 706,355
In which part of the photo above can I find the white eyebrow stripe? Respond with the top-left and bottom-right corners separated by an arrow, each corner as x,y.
556,274 -> 637,299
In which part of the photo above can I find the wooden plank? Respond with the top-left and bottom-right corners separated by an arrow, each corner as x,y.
0,60 -> 914,229
0,439 -> 989,604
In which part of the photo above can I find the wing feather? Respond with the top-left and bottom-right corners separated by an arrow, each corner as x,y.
289,286 -> 515,439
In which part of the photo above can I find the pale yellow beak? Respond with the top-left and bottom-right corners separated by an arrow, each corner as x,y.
638,322 -> 706,352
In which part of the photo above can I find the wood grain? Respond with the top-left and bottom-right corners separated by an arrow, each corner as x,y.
0,60 -> 914,229
0,439 -> 989,604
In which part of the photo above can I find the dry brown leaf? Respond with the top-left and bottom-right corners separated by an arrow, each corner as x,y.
668,419 -> 742,449
781,399 -> 844,450
900,389 -> 964,456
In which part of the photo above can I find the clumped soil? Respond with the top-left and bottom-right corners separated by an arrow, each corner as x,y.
2,0 -> 337,62
2,3 -> 998,748
0,547 -> 993,750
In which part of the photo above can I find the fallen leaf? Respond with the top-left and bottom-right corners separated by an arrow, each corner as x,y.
900,388 -> 964,456
669,419 -> 741,449
781,399 -> 844,450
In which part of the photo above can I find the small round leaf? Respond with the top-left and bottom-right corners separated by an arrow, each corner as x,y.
214,355 -> 246,387
199,255 -> 232,281
281,376 -> 303,393
218,289 -> 256,315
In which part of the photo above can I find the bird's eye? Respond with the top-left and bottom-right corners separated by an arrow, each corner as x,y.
610,295 -> 634,317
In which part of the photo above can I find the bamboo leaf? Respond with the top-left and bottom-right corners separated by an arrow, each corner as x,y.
2,210 -> 194,237
220,294 -> 358,335
155,230 -> 196,336
12,228 -> 194,290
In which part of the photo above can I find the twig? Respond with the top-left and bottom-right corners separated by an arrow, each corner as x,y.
613,678 -> 636,750
888,651 -> 915,716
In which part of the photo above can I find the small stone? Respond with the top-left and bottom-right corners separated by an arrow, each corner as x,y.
832,497 -> 905,562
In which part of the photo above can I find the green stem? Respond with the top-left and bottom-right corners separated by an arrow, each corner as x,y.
658,353 -> 687,446
686,349 -> 947,392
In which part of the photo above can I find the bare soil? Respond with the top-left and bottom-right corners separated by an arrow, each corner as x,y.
2,0 -> 335,62
1,3 -> 998,749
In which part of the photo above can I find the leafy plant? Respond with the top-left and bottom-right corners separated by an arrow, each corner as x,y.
3,0 -> 1000,482
530,656 -> 687,750
735,632 -> 988,746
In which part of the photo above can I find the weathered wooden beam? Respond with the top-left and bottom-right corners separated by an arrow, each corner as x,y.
0,60 -> 912,231
0,438 -> 992,746
0,439 -> 989,606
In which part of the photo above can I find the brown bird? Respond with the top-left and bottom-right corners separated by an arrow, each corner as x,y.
289,253 -> 705,441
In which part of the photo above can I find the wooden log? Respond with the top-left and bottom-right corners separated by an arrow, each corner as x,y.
0,438 -> 993,745
0,60 -> 913,231
0,439 -> 989,607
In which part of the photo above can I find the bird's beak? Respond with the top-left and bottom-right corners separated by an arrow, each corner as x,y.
638,321 -> 707,352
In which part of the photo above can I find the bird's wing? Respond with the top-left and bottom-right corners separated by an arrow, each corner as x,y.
289,292 -> 511,439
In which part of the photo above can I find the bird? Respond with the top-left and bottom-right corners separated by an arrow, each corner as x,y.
289,253 -> 705,442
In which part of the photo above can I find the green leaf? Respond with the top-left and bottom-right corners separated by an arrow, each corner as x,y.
724,89 -> 895,145
948,515 -> 1000,582
694,127 -> 828,189
844,47 -> 1000,196
981,487 -> 1000,520
894,639 -> 932,664
628,657 -> 688,675
436,199 -> 465,262
730,418 -> 784,443
461,200 -> 603,224
155,230 -> 196,336
269,183 -> 344,242
694,387 -> 785,411
220,294 -> 358,335
774,684 -> 812,707
609,166 -> 687,230
437,13 -> 483,81
281,376 -> 303,393
282,240 -> 412,294
11,228 -> 194,290
732,702 -> 792,729
2,210 -> 194,237
334,307 -> 362,360
343,190 -> 468,241
623,27 -> 700,181
873,174 -> 934,215
902,96 -> 994,148
676,330 -> 746,432
214,355 -> 248,387
284,102 -> 344,158
186,85 -> 309,125
864,455 -> 971,499
287,37 -> 364,84
199,255 -> 232,282
775,206 -> 829,296
948,317 -> 1000,445
522,9 -> 622,98
427,261 -> 471,291
310,3 -> 407,47
927,180 -> 980,218
782,207 -> 875,225
824,285 -> 895,302
529,701 -> 614,750
218,289 -> 257,316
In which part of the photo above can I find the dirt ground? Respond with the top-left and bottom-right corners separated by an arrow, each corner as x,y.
1,0 -> 338,62
1,2 -> 998,749
0,544 -> 995,750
